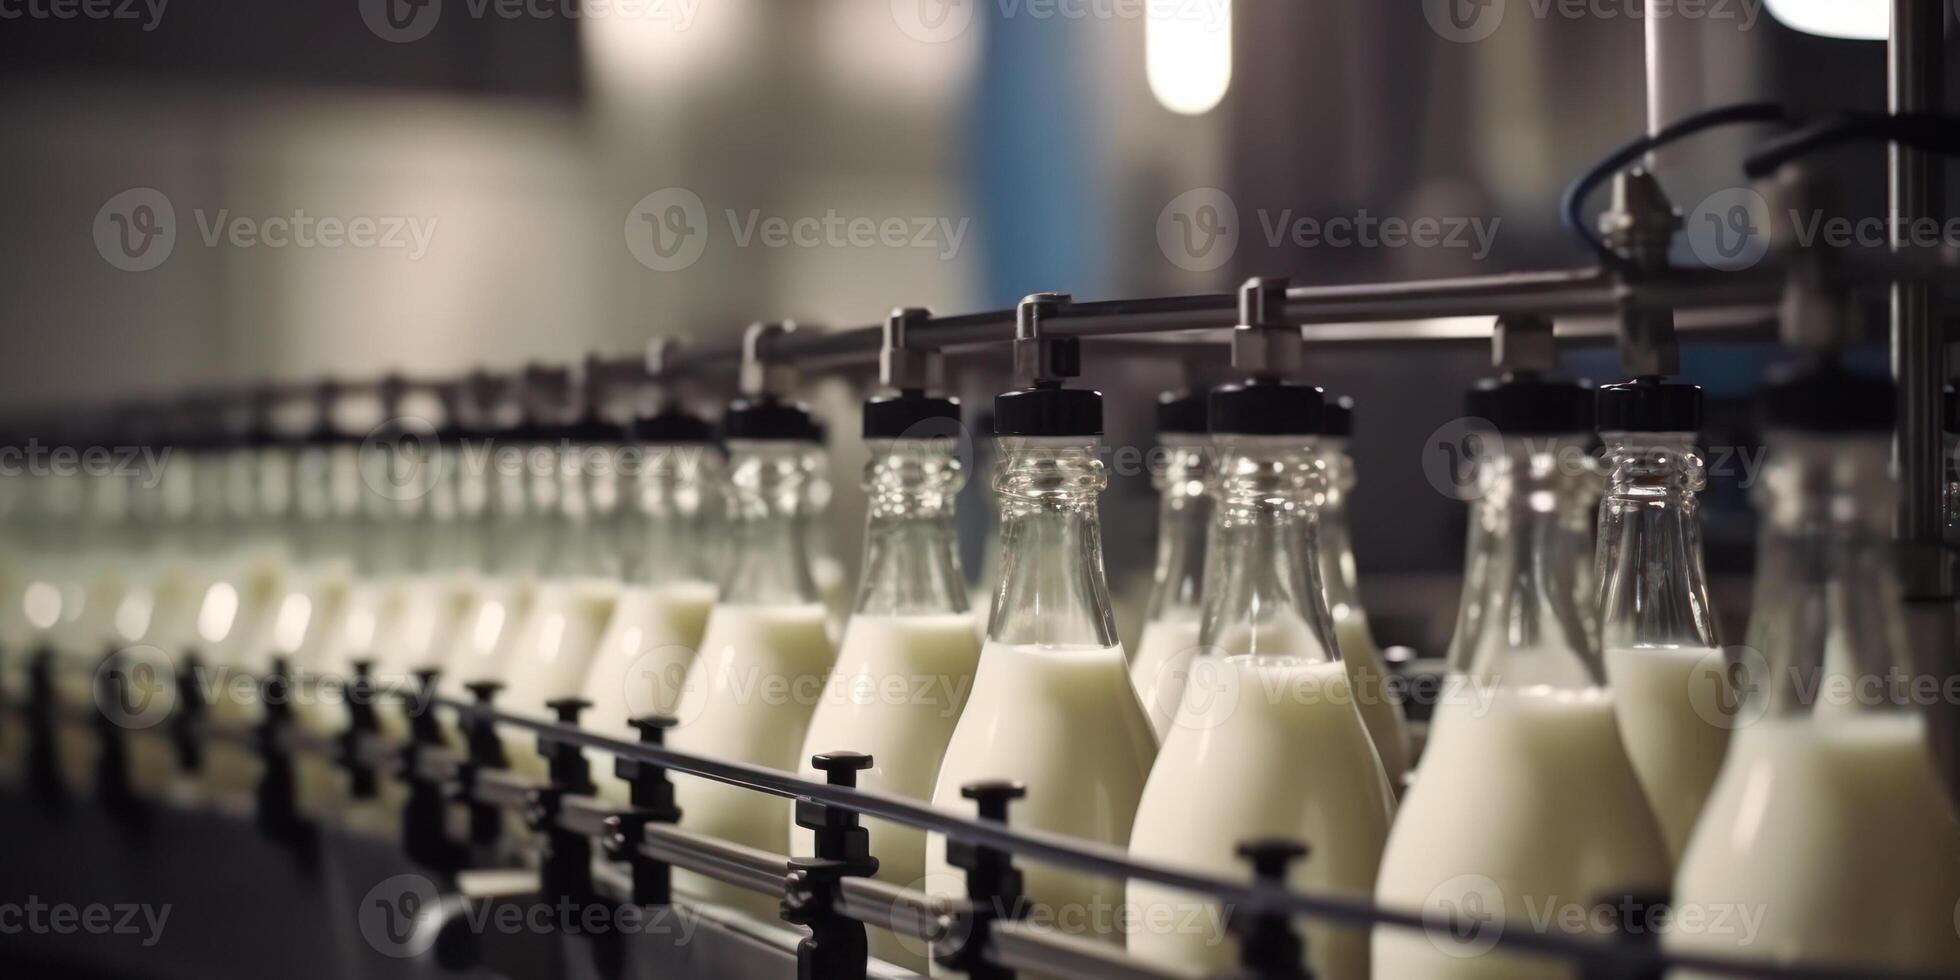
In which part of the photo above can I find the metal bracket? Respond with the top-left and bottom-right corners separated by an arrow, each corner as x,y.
400,669 -> 467,874
606,715 -> 684,906
743,321 -> 802,398
937,780 -> 1028,980
24,646 -> 62,802
457,681 -> 510,854
1013,293 -> 1079,386
253,656 -> 315,858
1601,170 -> 1683,377
1221,840 -> 1313,980
785,752 -> 879,980
1492,314 -> 1558,374
535,698 -> 598,930
1232,277 -> 1303,379
882,307 -> 943,392
336,660 -> 381,800
91,643 -> 140,816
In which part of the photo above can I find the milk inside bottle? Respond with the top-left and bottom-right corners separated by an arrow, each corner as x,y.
1130,391 -> 1210,739
798,432 -> 852,638
668,396 -> 837,919
1128,380 -> 1394,980
792,391 -> 981,972
1592,378 -> 1729,865
438,406 -> 553,704
1313,396 -> 1410,787
927,380 -> 1157,964
1671,362 -> 1960,976
581,405 -> 720,801
1374,372 -> 1668,980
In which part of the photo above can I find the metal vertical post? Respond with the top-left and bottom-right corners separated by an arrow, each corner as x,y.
1891,0 -> 1947,575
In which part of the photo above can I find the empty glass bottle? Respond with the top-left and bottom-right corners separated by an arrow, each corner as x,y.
1131,390 -> 1211,737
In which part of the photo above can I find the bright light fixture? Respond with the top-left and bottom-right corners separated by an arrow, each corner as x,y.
1764,0 -> 1888,40
1146,0 -> 1233,115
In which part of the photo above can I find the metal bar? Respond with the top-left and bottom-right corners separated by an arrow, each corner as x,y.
641,824 -> 789,896
1891,0 -> 1949,592
835,877 -> 948,941
987,921 -> 1202,980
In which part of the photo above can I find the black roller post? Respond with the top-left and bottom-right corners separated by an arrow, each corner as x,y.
937,780 -> 1027,980
338,660 -> 380,800
91,644 -> 138,816
534,698 -> 597,933
460,680 -> 508,853
604,715 -> 682,906
1223,839 -> 1313,980
785,751 -> 879,980
171,650 -> 206,774
254,656 -> 313,858
401,669 -> 465,874
1579,890 -> 1669,980
24,645 -> 63,802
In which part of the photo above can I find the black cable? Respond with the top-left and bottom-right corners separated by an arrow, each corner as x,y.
1561,102 -> 1796,266
1744,110 -> 1960,179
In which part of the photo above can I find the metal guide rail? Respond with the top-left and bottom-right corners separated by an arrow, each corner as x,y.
8,649 -> 1959,980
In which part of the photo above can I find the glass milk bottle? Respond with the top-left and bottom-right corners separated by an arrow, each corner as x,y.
1374,374 -> 1667,980
1128,380 -> 1394,980
1593,377 -> 1728,864
1130,391 -> 1211,739
927,380 -> 1157,959
799,428 -> 853,636
793,391 -> 981,972
439,412 -> 549,698
1671,362 -> 1960,976
494,409 -> 626,775
1315,396 -> 1410,787
581,406 -> 720,801
668,397 -> 837,918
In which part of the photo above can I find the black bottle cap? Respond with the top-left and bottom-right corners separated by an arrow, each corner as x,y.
721,396 -> 823,442
994,383 -> 1103,437
1760,358 -> 1895,433
1468,373 -> 1594,435
863,390 -> 962,440
1596,376 -> 1702,433
631,404 -> 717,444
1322,395 -> 1355,438
1155,390 -> 1209,436
556,408 -> 625,444
1208,379 -> 1325,436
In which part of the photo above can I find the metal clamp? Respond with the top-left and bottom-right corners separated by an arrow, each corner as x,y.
604,715 -> 684,906
535,698 -> 598,929
1492,314 -> 1558,374
400,669 -> 466,874
785,751 -> 880,980
882,307 -> 943,392
90,644 -> 139,816
743,321 -> 803,398
24,645 -> 61,802
1013,293 -> 1080,386
1233,277 -> 1303,380
937,780 -> 1028,980
1600,170 -> 1682,377
170,649 -> 206,775
337,660 -> 381,800
254,656 -> 313,855
457,681 -> 510,854
1222,840 -> 1313,980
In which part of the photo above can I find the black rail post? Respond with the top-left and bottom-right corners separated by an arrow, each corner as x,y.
459,680 -> 509,855
1580,890 -> 1669,980
338,660 -> 380,800
91,644 -> 138,815
784,751 -> 879,980
401,669 -> 465,873
1223,839 -> 1313,980
254,656 -> 313,856
170,650 -> 205,774
604,715 -> 682,906
534,697 -> 597,932
937,780 -> 1027,980
24,645 -> 63,802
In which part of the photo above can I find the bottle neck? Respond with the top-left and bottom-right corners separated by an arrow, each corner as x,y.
627,442 -> 719,587
855,438 -> 968,617
1745,431 -> 1912,718
1596,430 -> 1719,652
719,439 -> 821,606
541,441 -> 623,581
1447,436 -> 1602,688
987,436 -> 1118,649
1314,438 -> 1365,622
1197,435 -> 1338,662
1146,435 -> 1211,623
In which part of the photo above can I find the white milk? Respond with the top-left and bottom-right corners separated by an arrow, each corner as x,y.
370,575 -> 474,740
1129,658 -> 1394,978
438,576 -> 537,700
116,561 -> 212,799
1373,688 -> 1669,980
667,602 -> 835,918
493,577 -> 621,776
812,555 -> 852,639
1670,714 -> 1960,976
1603,646 -> 1732,863
792,613 -> 982,972
927,643 -> 1158,962
1335,610 -> 1411,789
1132,617 -> 1203,740
198,555 -> 295,797
582,581 -> 716,801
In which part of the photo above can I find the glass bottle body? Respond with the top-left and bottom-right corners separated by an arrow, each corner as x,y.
1376,435 -> 1666,980
669,438 -> 835,918
1130,434 -> 1210,737
1671,431 -> 1960,975
1315,436 -> 1410,785
1130,433 -> 1392,979
795,436 -> 981,971
929,436 -> 1155,955
1594,431 -> 1726,862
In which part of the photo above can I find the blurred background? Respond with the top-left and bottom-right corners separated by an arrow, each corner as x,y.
0,0 -> 1943,655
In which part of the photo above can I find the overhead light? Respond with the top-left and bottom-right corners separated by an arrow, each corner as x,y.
1146,0 -> 1232,116
1764,0 -> 1888,40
